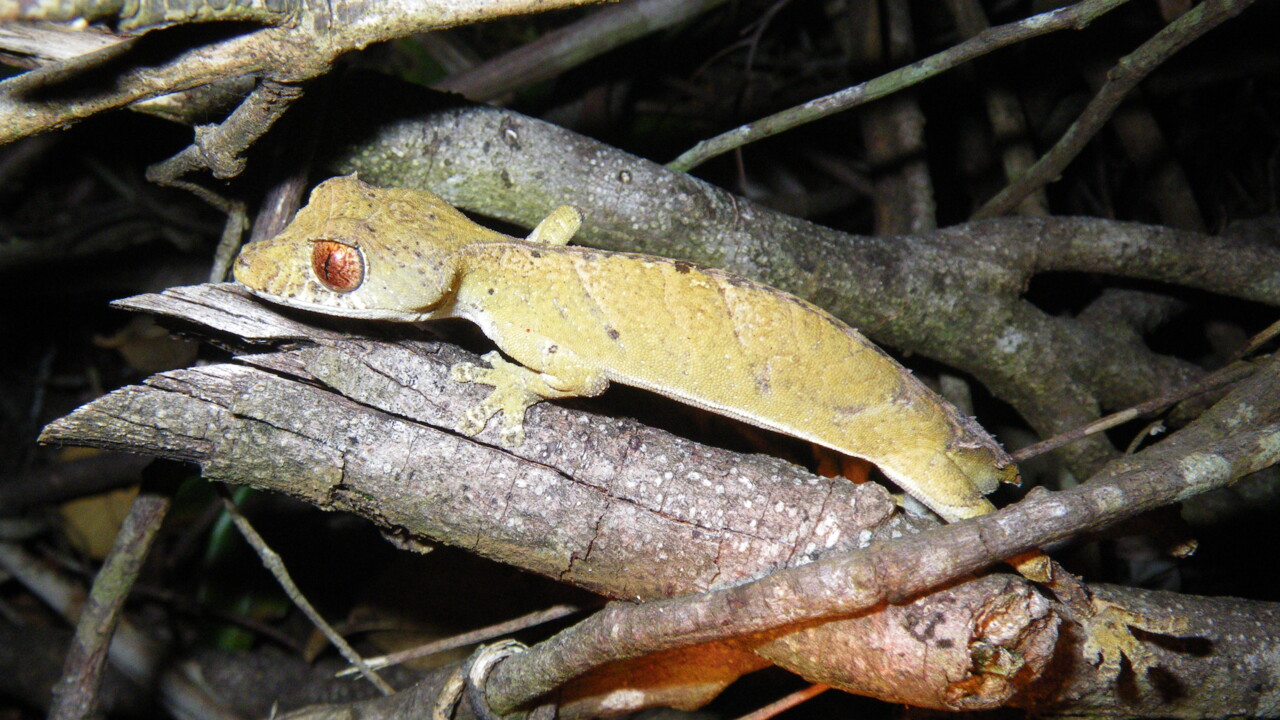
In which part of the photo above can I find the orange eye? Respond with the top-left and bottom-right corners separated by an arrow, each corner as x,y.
311,241 -> 364,293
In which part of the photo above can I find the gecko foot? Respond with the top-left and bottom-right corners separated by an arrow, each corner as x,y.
1081,597 -> 1189,681
451,351 -> 539,447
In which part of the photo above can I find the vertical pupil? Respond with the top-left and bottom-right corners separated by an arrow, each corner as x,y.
312,241 -> 363,292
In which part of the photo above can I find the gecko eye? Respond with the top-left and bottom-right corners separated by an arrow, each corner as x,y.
311,240 -> 364,293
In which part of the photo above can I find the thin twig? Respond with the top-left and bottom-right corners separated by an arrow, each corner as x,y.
733,684 -> 830,720
0,535 -> 239,719
437,0 -> 728,102
1237,316 -> 1280,360
1011,360 -> 1258,464
147,79 -> 305,185
209,205 -> 251,282
666,0 -> 1134,172
215,486 -> 396,695
337,603 -> 586,676
972,0 -> 1257,218
48,464 -> 176,720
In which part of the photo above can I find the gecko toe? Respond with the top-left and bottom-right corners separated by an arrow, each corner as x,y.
451,362 -> 480,383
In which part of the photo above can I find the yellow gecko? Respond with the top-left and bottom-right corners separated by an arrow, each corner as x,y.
235,174 -> 1024,530
234,175 -> 1178,676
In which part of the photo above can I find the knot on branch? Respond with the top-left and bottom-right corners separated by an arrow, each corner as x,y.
465,640 -> 529,720
194,123 -> 248,179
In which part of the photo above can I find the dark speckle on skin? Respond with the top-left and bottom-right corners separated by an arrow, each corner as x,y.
833,404 -> 867,424
548,345 -> 558,354
606,327 -> 620,341
531,250 -> 543,259
753,367 -> 771,395
488,288 -> 495,295
673,261 -> 693,274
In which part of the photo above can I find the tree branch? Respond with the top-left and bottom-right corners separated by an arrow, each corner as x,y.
38,284 -> 1280,716
0,0 -> 603,144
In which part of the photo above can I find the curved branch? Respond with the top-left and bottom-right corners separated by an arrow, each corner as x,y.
486,401 -> 1280,713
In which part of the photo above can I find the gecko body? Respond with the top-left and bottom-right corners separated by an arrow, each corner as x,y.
234,175 -> 1020,525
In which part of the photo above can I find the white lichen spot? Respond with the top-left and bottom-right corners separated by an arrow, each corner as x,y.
995,327 -> 1026,355
1176,452 -> 1232,499
1226,403 -> 1257,430
1259,427 -> 1280,457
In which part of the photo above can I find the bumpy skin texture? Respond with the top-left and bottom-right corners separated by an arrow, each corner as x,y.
234,175 -> 1020,524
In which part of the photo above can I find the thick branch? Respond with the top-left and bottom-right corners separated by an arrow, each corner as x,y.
38,284 -> 1280,716
37,285 -> 1056,711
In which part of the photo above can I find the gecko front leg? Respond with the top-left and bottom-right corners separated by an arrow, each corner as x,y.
451,350 -> 608,446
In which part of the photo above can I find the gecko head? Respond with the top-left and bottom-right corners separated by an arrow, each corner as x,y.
234,175 -> 478,321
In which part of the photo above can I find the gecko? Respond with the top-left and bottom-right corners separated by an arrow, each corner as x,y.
235,174 -> 1182,675
235,175 -> 1025,533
